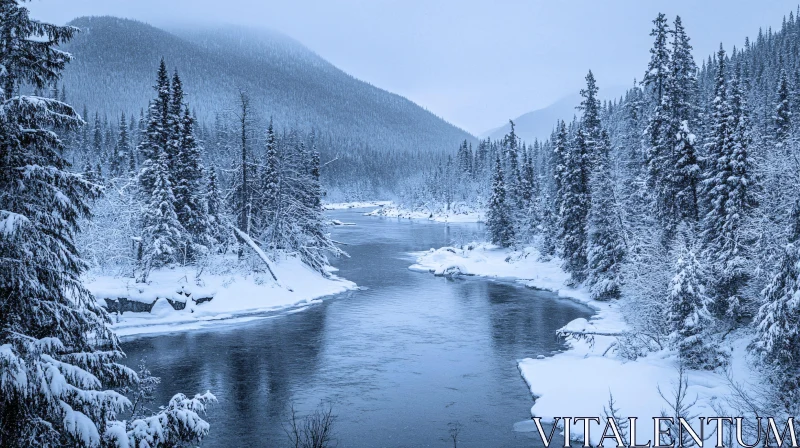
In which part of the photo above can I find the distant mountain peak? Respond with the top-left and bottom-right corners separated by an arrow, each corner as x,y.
481,85 -> 628,143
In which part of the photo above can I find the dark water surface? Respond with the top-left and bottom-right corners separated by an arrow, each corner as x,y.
121,209 -> 592,447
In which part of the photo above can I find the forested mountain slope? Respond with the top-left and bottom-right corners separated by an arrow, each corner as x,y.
59,16 -> 475,154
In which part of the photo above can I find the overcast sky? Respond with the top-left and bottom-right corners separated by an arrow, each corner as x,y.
26,0 -> 798,135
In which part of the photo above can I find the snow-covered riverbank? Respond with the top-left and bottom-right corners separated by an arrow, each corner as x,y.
85,255 -> 356,337
411,243 -> 757,444
364,203 -> 485,223
323,200 -> 392,210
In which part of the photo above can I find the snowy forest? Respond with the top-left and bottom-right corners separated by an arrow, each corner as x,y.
5,0 -> 800,445
401,11 -> 800,421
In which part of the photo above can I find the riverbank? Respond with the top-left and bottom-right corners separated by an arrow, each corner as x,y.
85,254 -> 357,337
411,243 -> 757,444
323,200 -> 392,210
365,202 -> 485,223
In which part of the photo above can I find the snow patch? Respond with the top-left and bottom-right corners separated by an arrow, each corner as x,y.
86,255 -> 356,337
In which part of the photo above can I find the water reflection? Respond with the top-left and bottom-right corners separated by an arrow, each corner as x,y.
121,210 -> 592,447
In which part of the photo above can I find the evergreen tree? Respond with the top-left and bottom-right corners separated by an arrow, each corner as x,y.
775,66 -> 792,148
92,111 -> 103,159
137,59 -> 171,196
552,120 -> 568,220
167,69 -> 184,171
665,230 -> 717,369
0,4 -> 212,445
111,111 -> 129,177
558,73 -> 598,282
703,49 -> 756,321
173,106 -> 211,259
587,132 -> 626,300
140,150 -> 185,279
487,154 -> 514,247
205,164 -> 226,250
232,91 -> 255,256
257,118 -> 280,234
504,120 -> 522,208
752,201 -> 800,411
127,113 -> 138,173
667,16 -> 701,226
559,127 -> 591,282
579,71 -> 603,148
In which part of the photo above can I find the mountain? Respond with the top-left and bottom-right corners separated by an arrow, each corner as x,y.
481,85 -> 629,143
59,16 -> 475,154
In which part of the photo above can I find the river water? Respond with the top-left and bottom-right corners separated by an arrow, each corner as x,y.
121,209 -> 592,447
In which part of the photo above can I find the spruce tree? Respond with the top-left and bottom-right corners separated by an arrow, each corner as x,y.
137,59 -> 171,196
167,69 -> 184,173
257,118 -> 280,232
587,132 -> 626,300
752,202 -> 800,411
703,51 -> 755,321
775,67 -> 792,148
552,120 -> 568,220
140,150 -> 185,279
558,73 -> 598,283
92,111 -> 103,160
665,230 -> 717,369
173,106 -> 211,259
0,4 -> 213,445
206,164 -> 227,250
579,71 -> 603,149
666,16 -> 701,226
487,154 -> 514,247
111,111 -> 129,177
643,13 -> 671,103
558,127 -> 591,282
504,120 -> 522,209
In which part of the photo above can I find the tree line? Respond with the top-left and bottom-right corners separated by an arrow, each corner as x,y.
407,11 -> 800,415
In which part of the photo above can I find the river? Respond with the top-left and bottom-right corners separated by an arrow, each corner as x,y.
120,209 -> 593,447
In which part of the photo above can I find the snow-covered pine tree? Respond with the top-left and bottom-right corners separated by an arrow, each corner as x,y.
206,164 -> 227,250
552,120 -> 568,222
111,111 -> 130,177
139,150 -> 186,280
232,90 -> 255,258
519,142 -> 539,239
173,106 -> 212,259
665,229 -> 718,369
487,154 -> 514,247
256,118 -> 280,234
666,16 -> 701,226
297,137 -> 342,273
137,59 -> 171,197
167,68 -> 184,176
587,131 -> 626,300
559,126 -> 591,282
775,66 -> 792,149
127,113 -> 138,173
579,71 -> 603,150
703,49 -> 756,321
504,120 -> 523,210
92,111 -> 103,160
0,4 -> 213,445
558,73 -> 598,283
752,203 -> 800,411
643,13 -> 676,237
457,140 -> 472,175
702,45 -> 734,317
